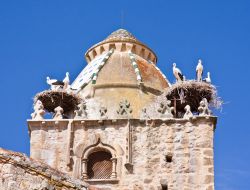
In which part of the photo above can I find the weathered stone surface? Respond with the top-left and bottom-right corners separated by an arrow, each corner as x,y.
204,175 -> 214,184
144,178 -> 153,184
27,116 -> 216,190
0,148 -> 88,190
204,150 -> 213,157
203,158 -> 213,166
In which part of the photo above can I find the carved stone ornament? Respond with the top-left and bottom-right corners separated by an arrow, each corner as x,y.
53,106 -> 64,119
117,99 -> 132,116
157,99 -> 174,118
99,106 -> 108,119
140,108 -> 150,119
74,101 -> 87,119
198,98 -> 212,116
31,100 -> 45,120
183,105 -> 193,119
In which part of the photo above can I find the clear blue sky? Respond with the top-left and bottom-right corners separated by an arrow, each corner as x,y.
0,0 -> 249,189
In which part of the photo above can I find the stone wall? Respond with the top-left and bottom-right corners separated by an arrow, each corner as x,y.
28,116 -> 216,190
28,120 -> 71,173
0,148 -> 88,190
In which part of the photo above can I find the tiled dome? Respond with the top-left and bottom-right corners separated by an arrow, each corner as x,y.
72,29 -> 170,118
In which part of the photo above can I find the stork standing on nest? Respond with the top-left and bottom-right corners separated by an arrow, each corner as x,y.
63,72 -> 70,90
173,63 -> 184,82
46,76 -> 64,90
196,59 -> 203,82
46,72 -> 70,91
203,72 -> 211,83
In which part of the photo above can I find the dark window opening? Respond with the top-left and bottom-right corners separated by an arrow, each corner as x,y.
165,155 -> 172,163
87,151 -> 112,179
109,44 -> 115,50
100,46 -> 105,54
161,184 -> 168,190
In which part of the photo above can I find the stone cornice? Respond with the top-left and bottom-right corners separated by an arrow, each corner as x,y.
27,116 -> 217,131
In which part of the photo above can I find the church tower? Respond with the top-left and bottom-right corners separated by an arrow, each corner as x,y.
28,29 -> 218,190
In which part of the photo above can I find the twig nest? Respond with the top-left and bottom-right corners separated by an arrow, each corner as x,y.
34,90 -> 81,113
164,80 -> 220,113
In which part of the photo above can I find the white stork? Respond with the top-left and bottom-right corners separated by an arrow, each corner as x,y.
196,59 -> 203,82
173,63 -> 184,82
203,72 -> 211,83
63,72 -> 70,90
46,76 -> 64,90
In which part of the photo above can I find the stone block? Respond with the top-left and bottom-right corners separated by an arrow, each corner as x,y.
203,158 -> 213,166
204,175 -> 214,184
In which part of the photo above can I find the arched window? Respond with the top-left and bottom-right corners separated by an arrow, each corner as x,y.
80,141 -> 118,181
87,150 -> 112,179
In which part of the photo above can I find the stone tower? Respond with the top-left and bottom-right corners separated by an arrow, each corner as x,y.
28,29 -> 217,190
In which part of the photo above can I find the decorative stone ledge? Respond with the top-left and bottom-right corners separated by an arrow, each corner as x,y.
85,179 -> 119,184
27,116 -> 217,125
27,116 -> 217,132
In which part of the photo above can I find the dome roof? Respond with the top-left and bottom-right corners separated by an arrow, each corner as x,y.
95,52 -> 168,91
72,29 -> 171,118
104,29 -> 139,43
85,29 -> 157,63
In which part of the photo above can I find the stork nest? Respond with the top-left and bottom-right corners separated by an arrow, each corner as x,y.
34,90 -> 81,113
165,80 -> 222,113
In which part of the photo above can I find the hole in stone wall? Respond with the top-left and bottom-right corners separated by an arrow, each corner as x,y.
160,179 -> 168,190
86,54 -> 91,62
140,48 -> 145,57
131,45 -> 136,53
161,184 -> 168,190
92,50 -> 97,58
100,46 -> 105,54
165,155 -> 172,163
121,43 -> 126,52
109,44 -> 116,50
